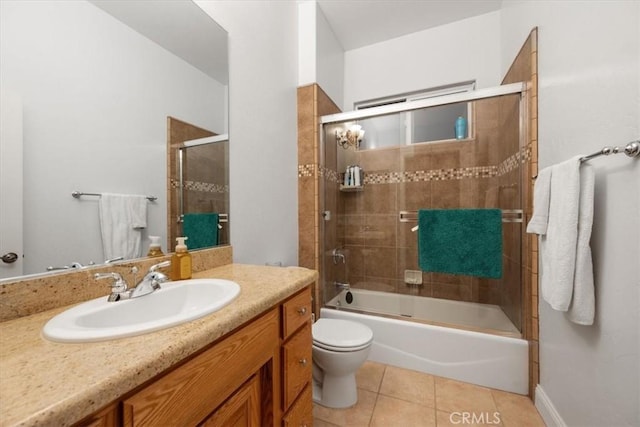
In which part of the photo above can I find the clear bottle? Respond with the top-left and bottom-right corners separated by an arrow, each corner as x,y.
171,237 -> 192,280
147,236 -> 164,257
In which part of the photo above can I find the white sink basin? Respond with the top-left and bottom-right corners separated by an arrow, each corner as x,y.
42,278 -> 240,343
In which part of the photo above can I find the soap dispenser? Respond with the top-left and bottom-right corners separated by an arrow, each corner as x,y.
171,237 -> 192,280
147,236 -> 164,257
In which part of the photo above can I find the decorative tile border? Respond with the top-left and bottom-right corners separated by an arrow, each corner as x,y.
170,178 -> 228,193
299,144 -> 533,185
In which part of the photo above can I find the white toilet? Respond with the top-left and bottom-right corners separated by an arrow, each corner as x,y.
312,318 -> 373,408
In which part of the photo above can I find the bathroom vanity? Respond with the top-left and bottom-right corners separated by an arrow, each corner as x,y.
0,262 -> 316,426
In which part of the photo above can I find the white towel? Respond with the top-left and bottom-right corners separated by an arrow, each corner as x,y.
569,163 -> 595,325
526,156 -> 595,325
526,167 -> 552,235
99,193 -> 148,261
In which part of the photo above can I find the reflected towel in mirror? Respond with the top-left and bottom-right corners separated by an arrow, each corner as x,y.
99,193 -> 147,260
183,212 -> 219,250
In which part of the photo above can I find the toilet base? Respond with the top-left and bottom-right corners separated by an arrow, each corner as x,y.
312,373 -> 358,409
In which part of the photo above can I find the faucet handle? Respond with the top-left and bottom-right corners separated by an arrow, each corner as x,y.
149,260 -> 171,272
94,272 -> 128,293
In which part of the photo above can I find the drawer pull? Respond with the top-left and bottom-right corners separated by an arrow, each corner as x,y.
299,358 -> 308,366
297,307 -> 307,315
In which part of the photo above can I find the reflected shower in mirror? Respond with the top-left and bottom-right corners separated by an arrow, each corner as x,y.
0,0 -> 228,280
167,118 -> 229,250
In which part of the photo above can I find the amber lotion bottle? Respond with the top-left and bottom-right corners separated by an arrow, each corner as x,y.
171,237 -> 192,280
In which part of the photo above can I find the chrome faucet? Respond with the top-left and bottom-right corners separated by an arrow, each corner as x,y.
334,281 -> 350,291
95,261 -> 171,302
130,261 -> 171,298
46,261 -> 93,271
94,272 -> 130,302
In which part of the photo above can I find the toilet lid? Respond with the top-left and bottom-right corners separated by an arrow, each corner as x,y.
313,318 -> 373,351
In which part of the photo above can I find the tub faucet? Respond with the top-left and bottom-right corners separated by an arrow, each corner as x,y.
95,261 -> 170,302
334,281 -> 350,291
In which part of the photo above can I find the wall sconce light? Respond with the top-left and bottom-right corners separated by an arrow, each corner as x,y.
336,124 -> 365,149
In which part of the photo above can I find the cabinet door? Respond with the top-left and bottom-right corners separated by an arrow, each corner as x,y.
123,309 -> 279,426
74,402 -> 119,427
200,375 -> 260,427
283,385 -> 312,427
282,323 -> 312,410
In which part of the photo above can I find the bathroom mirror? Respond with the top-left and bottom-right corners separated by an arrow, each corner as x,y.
0,0 -> 229,280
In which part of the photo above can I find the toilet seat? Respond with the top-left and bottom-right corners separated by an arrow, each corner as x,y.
313,318 -> 373,352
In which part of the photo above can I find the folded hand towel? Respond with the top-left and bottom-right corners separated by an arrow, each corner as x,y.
183,212 -> 219,250
99,193 -> 147,260
527,156 -> 595,325
418,209 -> 502,279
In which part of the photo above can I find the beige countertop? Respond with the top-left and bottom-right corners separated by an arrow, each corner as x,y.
0,263 -> 317,427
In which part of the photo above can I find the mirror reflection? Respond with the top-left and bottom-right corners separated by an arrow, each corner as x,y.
0,0 -> 229,280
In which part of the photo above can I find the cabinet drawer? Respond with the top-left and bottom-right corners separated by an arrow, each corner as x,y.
282,322 -> 312,410
282,289 -> 312,339
283,384 -> 312,427
123,309 -> 279,427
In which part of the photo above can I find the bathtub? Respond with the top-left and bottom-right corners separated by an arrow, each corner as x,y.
322,289 -> 528,394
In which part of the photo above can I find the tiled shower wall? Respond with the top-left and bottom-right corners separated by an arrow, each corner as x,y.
297,84 -> 341,316
323,95 -> 525,332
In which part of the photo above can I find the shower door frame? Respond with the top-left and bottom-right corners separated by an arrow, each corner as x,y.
318,81 -> 528,331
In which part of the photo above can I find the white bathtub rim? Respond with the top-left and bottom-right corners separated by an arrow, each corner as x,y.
327,288 -> 521,336
321,307 -> 529,395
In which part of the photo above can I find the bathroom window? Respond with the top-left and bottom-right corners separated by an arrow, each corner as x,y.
353,81 -> 475,150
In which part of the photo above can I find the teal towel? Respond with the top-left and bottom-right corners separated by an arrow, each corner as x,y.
183,213 -> 219,250
418,209 -> 502,279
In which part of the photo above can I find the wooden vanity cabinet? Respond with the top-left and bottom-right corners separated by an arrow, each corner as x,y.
281,288 -> 313,426
74,286 -> 313,427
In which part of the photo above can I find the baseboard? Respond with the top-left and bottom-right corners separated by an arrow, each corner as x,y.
535,385 -> 567,427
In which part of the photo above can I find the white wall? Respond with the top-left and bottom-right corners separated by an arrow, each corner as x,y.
297,1 -> 344,107
0,1 -> 225,274
315,3 -> 344,107
343,11 -> 502,110
196,1 -> 300,267
501,2 -> 640,426
297,1 -> 317,88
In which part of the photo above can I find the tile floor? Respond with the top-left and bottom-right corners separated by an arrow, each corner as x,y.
313,361 -> 546,427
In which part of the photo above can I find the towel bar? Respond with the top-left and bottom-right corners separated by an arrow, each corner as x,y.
72,191 -> 157,202
579,140 -> 639,162
399,209 -> 523,224
177,213 -> 228,224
